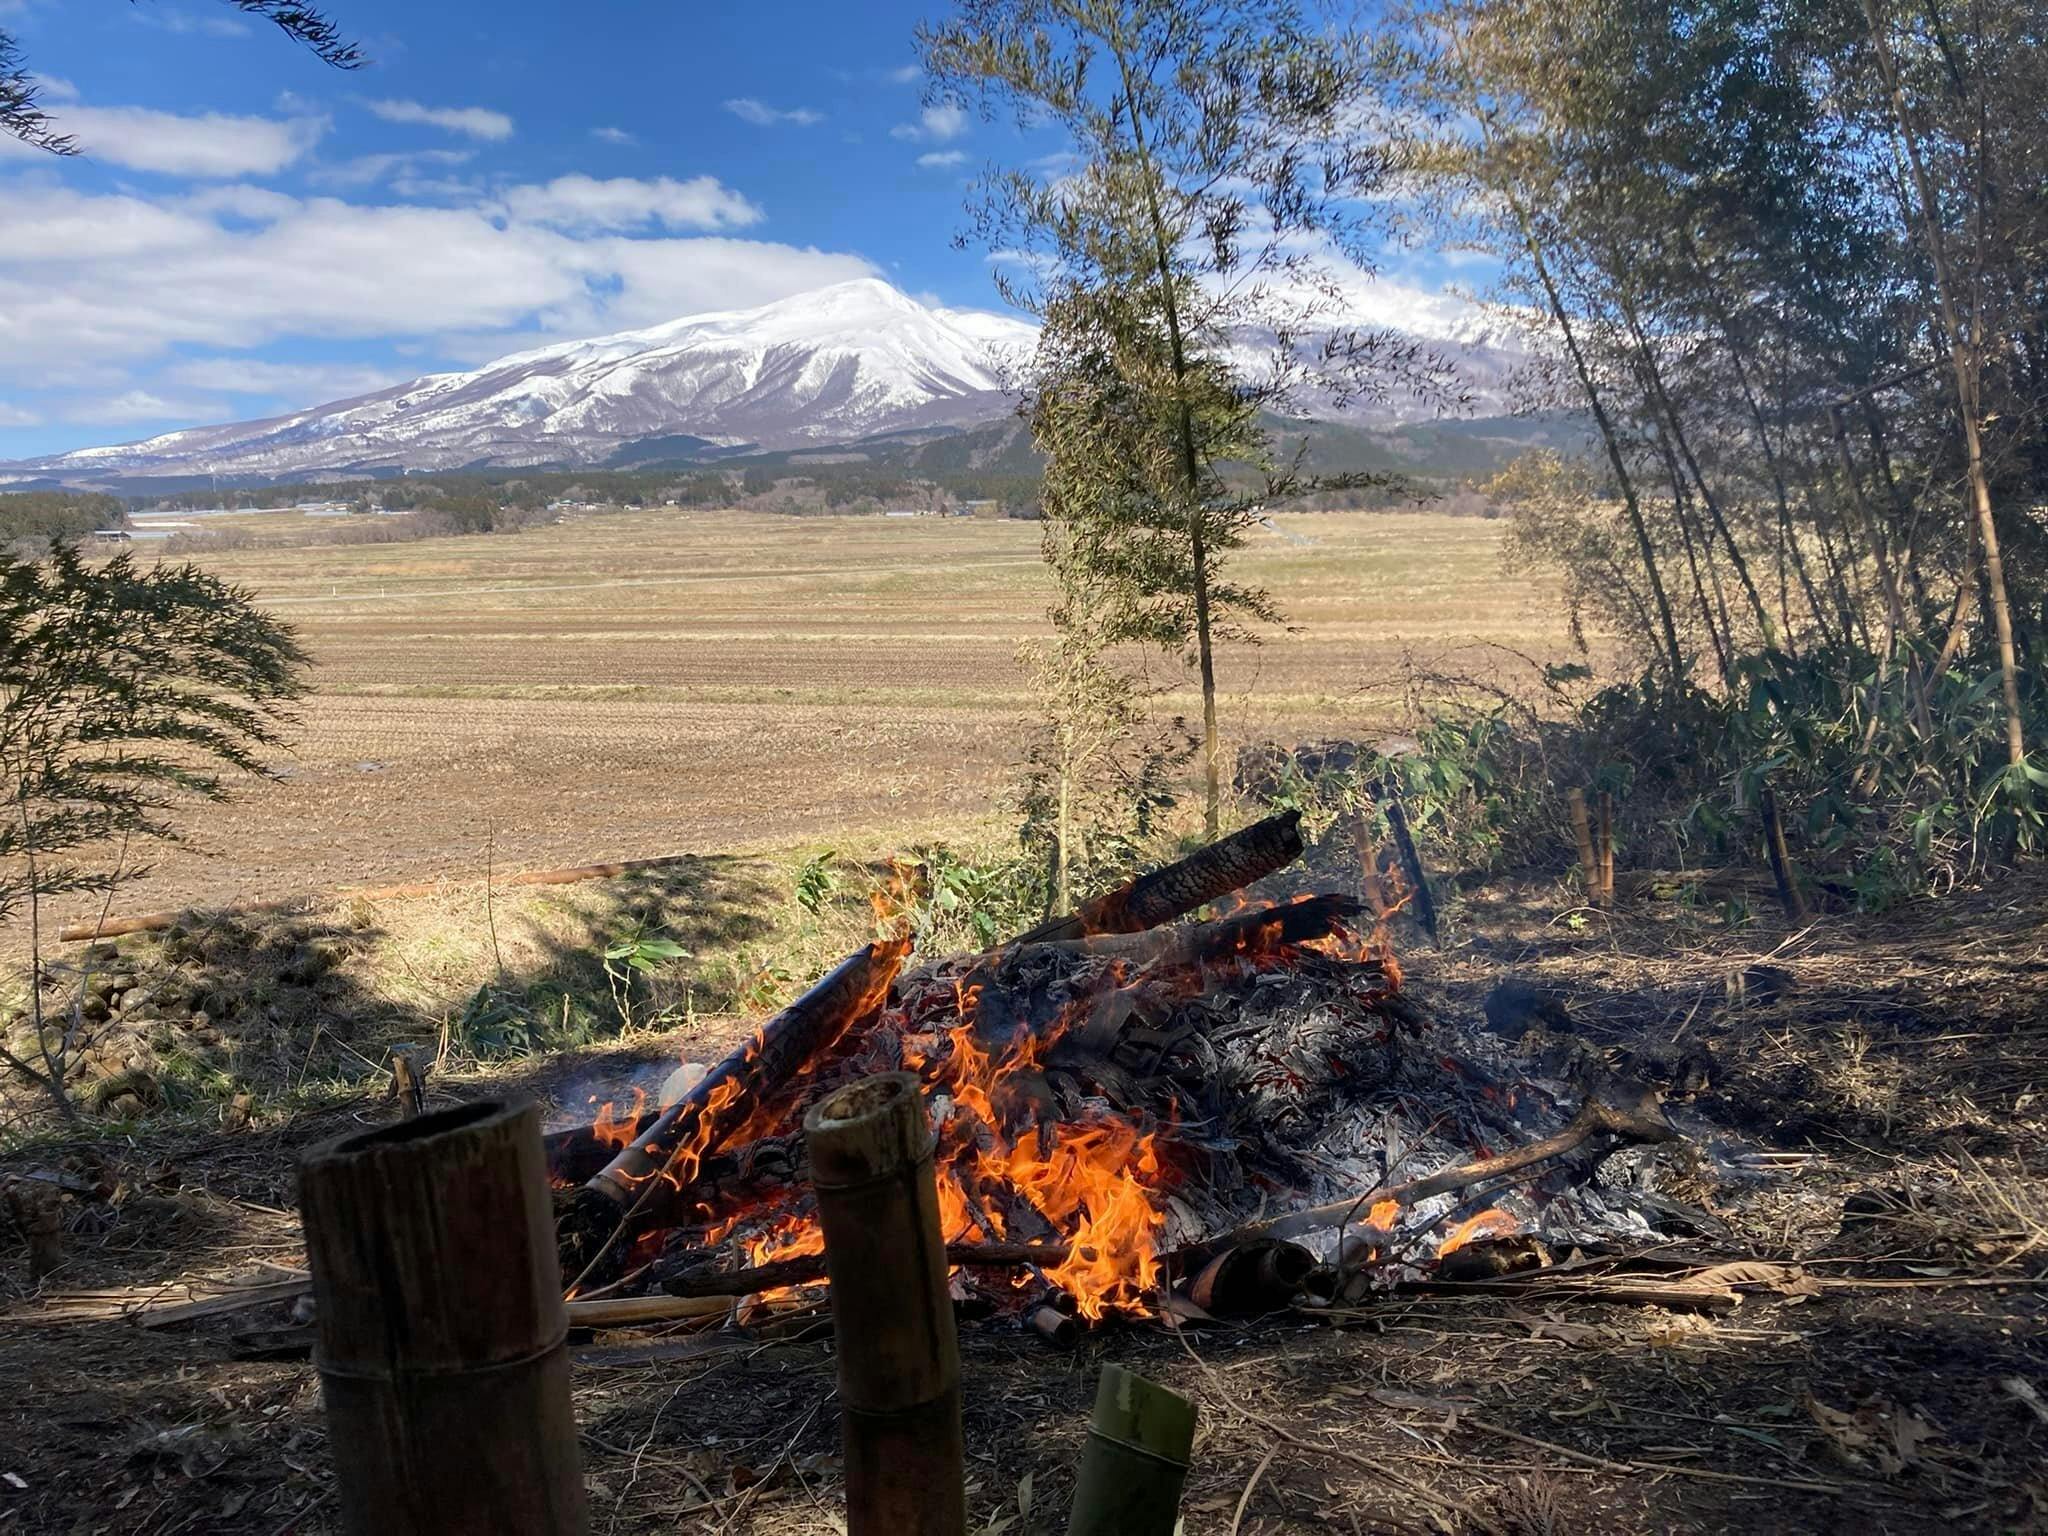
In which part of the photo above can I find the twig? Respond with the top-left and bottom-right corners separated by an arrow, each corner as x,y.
1230,1446 -> 1277,1536
1462,1417 -> 1871,1497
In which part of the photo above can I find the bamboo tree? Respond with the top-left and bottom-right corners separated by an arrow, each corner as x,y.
1862,0 -> 2027,768
922,0 -> 1458,835
1437,15 -> 1687,683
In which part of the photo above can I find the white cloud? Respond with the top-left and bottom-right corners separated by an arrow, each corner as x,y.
62,389 -> 225,425
164,357 -> 410,402
591,126 -> 637,146
133,7 -> 251,38
497,175 -> 761,234
887,65 -> 922,85
917,150 -> 967,169
0,181 -> 878,388
723,98 -> 823,128
1,104 -> 328,178
311,148 -> 474,189
365,99 -> 514,142
0,403 -> 42,428
891,103 -> 969,143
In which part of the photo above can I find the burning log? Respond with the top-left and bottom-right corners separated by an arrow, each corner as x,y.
297,1100 -> 587,1536
806,1073 -> 967,1536
542,1109 -> 663,1184
1172,1075 -> 1679,1276
559,938 -> 909,1282
660,1239 -> 1072,1299
1014,809 -> 1304,944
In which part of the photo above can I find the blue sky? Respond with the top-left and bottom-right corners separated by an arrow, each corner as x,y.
0,0 -> 1470,459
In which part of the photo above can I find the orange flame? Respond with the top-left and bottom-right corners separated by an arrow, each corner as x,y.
648,902 -> 1401,1328
1438,1207 -> 1519,1256
590,1087 -> 647,1151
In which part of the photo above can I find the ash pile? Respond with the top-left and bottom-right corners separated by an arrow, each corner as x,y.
548,810 -> 1700,1328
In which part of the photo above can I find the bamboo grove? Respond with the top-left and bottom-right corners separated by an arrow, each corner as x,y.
1409,0 -> 2048,868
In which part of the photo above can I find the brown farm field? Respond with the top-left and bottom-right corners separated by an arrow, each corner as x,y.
66,506 -> 1566,930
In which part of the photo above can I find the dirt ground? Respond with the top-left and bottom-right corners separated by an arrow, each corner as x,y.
4,870 -> 2043,1534
19,507 -> 1565,941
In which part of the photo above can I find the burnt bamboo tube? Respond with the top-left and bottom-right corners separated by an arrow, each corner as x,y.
1370,780 -> 1439,943
805,1073 -> 965,1536
1597,790 -> 1617,904
585,939 -> 907,1207
1016,809 -> 1304,943
298,1100 -> 587,1536
1066,1364 -> 1198,1536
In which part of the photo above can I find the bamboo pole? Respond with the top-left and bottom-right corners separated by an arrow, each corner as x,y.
1596,791 -> 1617,906
1372,779 -> 1438,943
805,1073 -> 965,1536
1015,809 -> 1304,944
297,1100 -> 588,1536
1566,789 -> 1601,906
1066,1365 -> 1197,1536
1757,785 -> 1809,921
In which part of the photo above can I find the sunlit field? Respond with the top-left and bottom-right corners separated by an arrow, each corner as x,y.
68,505 -> 1568,928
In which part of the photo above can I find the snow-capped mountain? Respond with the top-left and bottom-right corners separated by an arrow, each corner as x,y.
3,275 -> 1524,484
10,280 -> 1039,481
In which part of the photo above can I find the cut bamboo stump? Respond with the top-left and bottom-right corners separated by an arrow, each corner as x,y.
1066,1364 -> 1197,1536
804,1072 -> 965,1536
298,1100 -> 588,1536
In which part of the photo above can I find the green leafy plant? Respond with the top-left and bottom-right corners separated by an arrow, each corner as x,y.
0,548 -> 306,1121
793,851 -> 840,914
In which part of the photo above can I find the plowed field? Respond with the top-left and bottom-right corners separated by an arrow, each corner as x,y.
55,506 -> 1562,927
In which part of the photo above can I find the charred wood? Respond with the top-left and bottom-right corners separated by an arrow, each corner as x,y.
1013,810 -> 1303,944
659,1239 -> 1073,1299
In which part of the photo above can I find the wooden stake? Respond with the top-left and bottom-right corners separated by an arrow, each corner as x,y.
1066,1364 -> 1197,1536
1566,788 -> 1601,905
298,1101 -> 588,1536
1757,784 -> 1809,921
389,1047 -> 426,1119
804,1073 -> 965,1536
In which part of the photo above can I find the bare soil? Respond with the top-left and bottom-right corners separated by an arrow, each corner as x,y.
4,872 -> 2043,1534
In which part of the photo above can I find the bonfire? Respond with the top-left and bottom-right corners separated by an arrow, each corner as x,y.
544,810 -> 1689,1329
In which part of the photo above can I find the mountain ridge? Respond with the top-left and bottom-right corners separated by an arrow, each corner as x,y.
1,277 -> 1524,486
